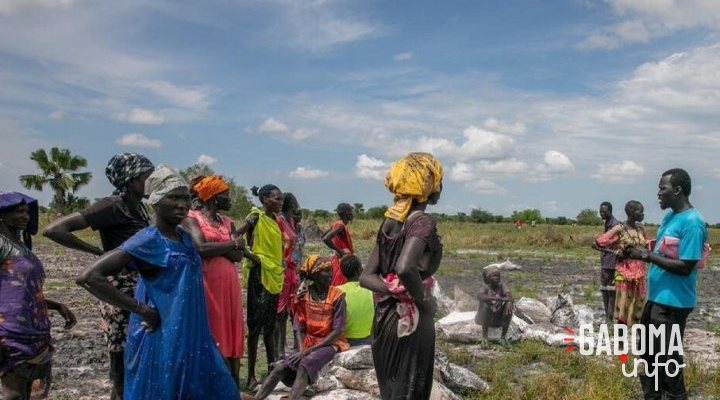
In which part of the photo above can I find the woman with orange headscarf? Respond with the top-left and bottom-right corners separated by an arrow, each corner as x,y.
182,175 -> 247,387
360,152 -> 444,400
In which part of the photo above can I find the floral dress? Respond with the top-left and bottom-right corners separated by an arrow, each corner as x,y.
596,223 -> 649,325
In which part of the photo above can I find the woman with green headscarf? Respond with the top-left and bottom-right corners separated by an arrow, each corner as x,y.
360,152 -> 444,400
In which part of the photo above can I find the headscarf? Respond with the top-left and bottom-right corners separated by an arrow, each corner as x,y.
384,152 -> 443,222
105,153 -> 154,195
144,164 -> 188,205
0,191 -> 39,250
299,254 -> 333,277
192,175 -> 229,202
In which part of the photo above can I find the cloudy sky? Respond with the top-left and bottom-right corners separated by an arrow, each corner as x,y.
1,0 -> 719,223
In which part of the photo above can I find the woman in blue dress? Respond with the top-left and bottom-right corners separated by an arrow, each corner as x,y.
76,165 -> 252,400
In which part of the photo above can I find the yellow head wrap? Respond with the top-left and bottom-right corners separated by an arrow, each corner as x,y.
384,152 -> 443,221
300,254 -> 333,277
192,175 -> 229,202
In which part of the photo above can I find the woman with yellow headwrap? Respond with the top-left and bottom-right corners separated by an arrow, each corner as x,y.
182,175 -> 246,387
255,254 -> 348,400
360,152 -> 444,400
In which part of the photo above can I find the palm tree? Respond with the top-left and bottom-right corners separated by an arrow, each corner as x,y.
19,147 -> 92,214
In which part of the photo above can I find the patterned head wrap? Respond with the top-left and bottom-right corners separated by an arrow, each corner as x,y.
299,254 -> 333,277
105,153 -> 154,195
384,152 -> 443,222
144,164 -> 188,205
0,191 -> 39,249
192,175 -> 229,202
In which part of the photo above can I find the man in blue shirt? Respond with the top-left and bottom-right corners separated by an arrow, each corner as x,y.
627,168 -> 707,400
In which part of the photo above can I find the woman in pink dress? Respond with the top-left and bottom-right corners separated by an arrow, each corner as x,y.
183,175 -> 247,387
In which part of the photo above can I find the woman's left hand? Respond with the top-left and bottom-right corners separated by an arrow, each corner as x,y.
58,304 -> 77,329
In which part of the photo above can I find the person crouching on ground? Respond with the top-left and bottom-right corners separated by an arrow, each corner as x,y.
475,265 -> 514,342
336,255 -> 374,346
254,255 -> 349,400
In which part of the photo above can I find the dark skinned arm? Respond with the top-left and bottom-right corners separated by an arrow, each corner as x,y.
235,220 -> 261,264
626,245 -> 696,276
394,236 -> 432,311
43,213 -> 104,256
224,222 -> 245,263
359,244 -> 391,295
76,249 -> 161,330
181,217 -> 245,258
322,225 -> 347,255
477,293 -> 513,302
45,299 -> 77,329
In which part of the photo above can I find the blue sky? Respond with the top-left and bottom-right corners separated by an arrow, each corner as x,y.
1,0 -> 720,223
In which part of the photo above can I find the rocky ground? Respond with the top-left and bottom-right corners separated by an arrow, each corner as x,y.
4,242 -> 719,399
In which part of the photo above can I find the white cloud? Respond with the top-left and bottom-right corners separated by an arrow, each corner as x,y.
617,45 -> 720,113
541,150 -> 575,173
49,109 -> 64,119
196,154 -> 218,166
138,81 -> 212,111
0,0 -> 85,15
114,108 -> 165,125
449,159 -> 530,182
483,118 -> 527,135
269,0 -> 383,53
355,154 -> 387,181
454,126 -> 516,160
527,150 -> 575,181
580,0 -> 720,48
290,128 -> 316,140
464,179 -> 506,195
289,166 -> 330,179
592,160 -> 644,183
116,133 -> 162,148
258,118 -> 290,133
394,52 -> 413,61
450,162 -> 474,182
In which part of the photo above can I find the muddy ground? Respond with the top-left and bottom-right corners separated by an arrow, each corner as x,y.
4,242 -> 720,399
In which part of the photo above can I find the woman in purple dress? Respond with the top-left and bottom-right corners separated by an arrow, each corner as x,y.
0,192 -> 76,400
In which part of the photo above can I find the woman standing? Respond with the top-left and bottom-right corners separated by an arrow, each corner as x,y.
594,200 -> 649,326
323,203 -> 354,287
76,165 -> 245,400
255,255 -> 348,400
43,153 -> 154,400
183,175 -> 246,386
238,184 -> 284,390
0,192 -> 76,400
360,152 -> 444,400
274,193 -> 300,359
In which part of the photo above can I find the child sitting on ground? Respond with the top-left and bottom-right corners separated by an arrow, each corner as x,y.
336,255 -> 374,346
475,265 -> 514,342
